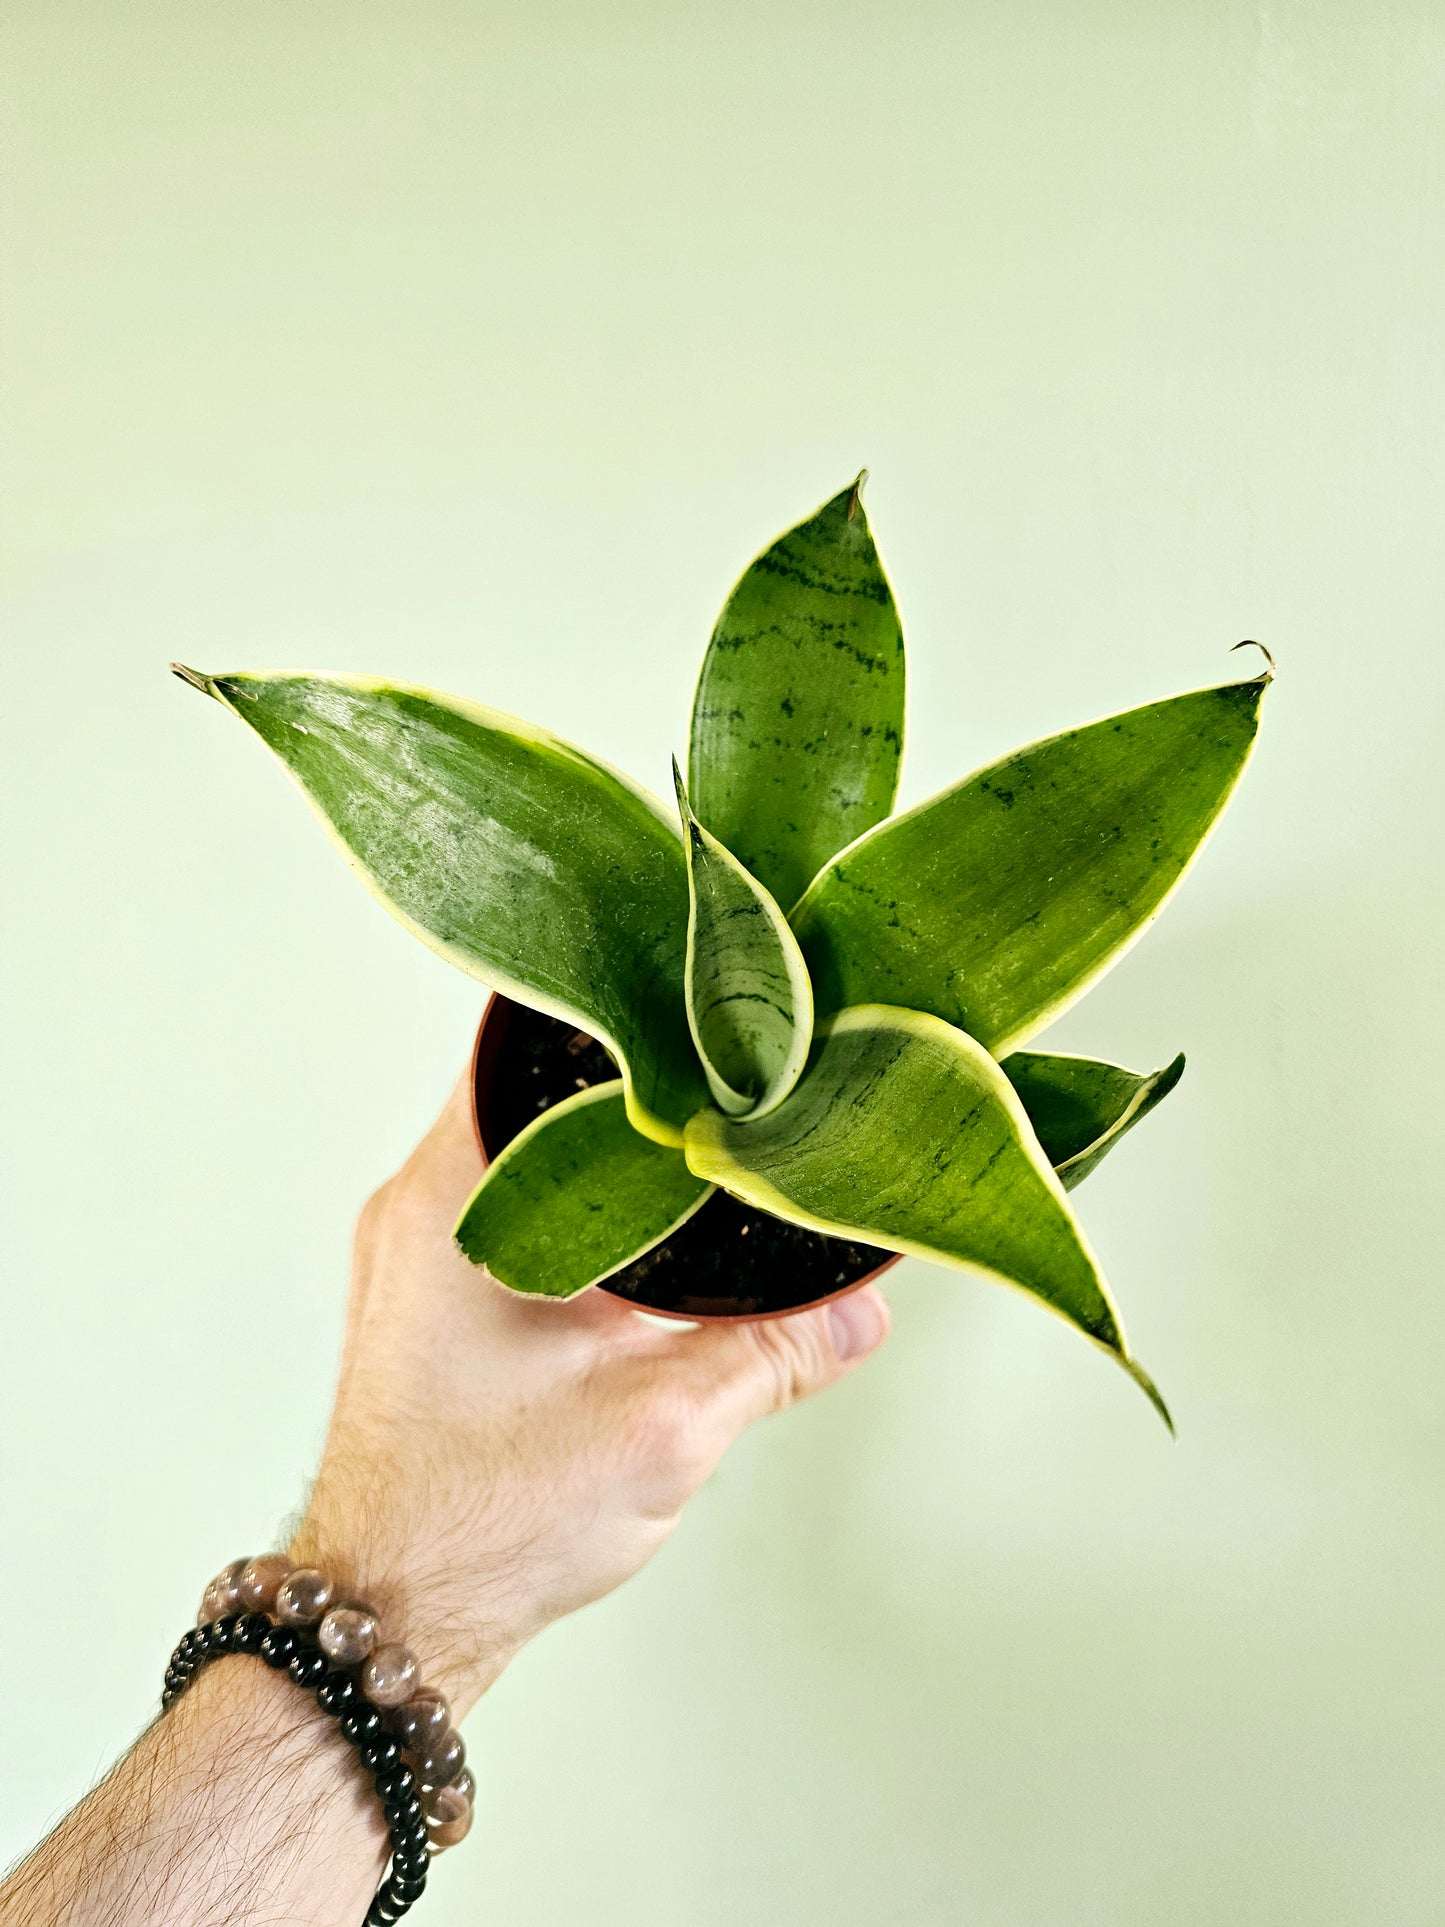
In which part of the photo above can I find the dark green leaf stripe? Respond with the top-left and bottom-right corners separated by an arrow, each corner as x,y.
183,670 -> 710,1144
688,478 -> 906,911
675,762 -> 813,1118
455,1082 -> 712,1297
792,676 -> 1268,1055
684,1005 -> 1169,1425
1005,1050 -> 1186,1190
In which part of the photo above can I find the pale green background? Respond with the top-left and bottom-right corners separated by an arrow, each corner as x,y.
3,3 -> 1443,1921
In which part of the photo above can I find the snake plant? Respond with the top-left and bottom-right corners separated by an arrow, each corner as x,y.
174,479 -> 1270,1422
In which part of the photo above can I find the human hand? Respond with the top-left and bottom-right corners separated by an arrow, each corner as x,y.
289,1071 -> 890,1718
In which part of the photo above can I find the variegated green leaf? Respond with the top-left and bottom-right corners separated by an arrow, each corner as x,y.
791,675 -> 1267,1055
674,761 -> 813,1119
685,1004 -> 1168,1424
687,478 -> 906,911
174,668 -> 708,1145
1004,1050 -> 1186,1190
454,1082 -> 712,1297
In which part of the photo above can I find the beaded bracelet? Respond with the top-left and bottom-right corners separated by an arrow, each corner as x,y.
163,1555 -> 474,1927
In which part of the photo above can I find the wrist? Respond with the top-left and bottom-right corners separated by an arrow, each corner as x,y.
284,1512 -> 520,1719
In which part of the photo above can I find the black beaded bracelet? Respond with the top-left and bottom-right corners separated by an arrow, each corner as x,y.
163,1553 -> 473,1927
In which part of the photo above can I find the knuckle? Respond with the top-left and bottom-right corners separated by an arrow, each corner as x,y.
748,1314 -> 828,1411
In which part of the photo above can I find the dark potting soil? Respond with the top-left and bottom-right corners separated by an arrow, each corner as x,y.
477,1001 -> 891,1317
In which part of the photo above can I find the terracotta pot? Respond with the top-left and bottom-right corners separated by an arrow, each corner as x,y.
469,993 -> 900,1322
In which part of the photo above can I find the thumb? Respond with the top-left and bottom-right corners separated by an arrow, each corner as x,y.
679,1284 -> 891,1437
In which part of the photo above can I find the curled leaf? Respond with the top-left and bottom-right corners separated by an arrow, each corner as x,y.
1005,1050 -> 1186,1190
675,762 -> 813,1118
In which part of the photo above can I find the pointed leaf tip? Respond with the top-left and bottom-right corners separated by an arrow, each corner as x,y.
1230,639 -> 1276,681
672,757 -> 703,847
1123,1355 -> 1174,1434
1004,1046 -> 1187,1191
847,469 -> 869,519
1157,1051 -> 1187,1093
170,663 -> 216,697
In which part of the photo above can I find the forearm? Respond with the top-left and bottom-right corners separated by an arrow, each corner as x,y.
0,1659 -> 389,1927
0,1076 -> 886,1923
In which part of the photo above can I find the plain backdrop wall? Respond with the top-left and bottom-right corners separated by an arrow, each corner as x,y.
3,3 -> 1443,1921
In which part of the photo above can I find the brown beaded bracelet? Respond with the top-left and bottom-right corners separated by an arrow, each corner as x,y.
165,1555 -> 475,1927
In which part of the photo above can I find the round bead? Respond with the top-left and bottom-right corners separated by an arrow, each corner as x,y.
199,1558 -> 248,1625
363,1735 -> 403,1777
259,1626 -> 299,1670
342,1705 -> 385,1748
391,1692 -> 450,1753
238,1554 -> 293,1613
416,1728 -> 464,1791
361,1643 -> 418,1710
289,1647 -> 328,1689
317,1672 -> 357,1716
318,1604 -> 378,1668
374,1763 -> 416,1803
390,1868 -> 427,1901
232,1613 -> 270,1654
275,1568 -> 335,1627
210,1613 -> 241,1653
389,1814 -> 429,1856
425,1775 -> 473,1828
427,1803 -> 473,1850
385,1791 -> 423,1829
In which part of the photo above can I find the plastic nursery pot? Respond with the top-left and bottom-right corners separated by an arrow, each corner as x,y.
469,994 -> 900,1322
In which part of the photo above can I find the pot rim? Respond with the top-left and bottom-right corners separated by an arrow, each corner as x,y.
468,992 -> 899,1323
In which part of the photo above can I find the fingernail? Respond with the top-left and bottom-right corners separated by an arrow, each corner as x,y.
827,1288 -> 887,1362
